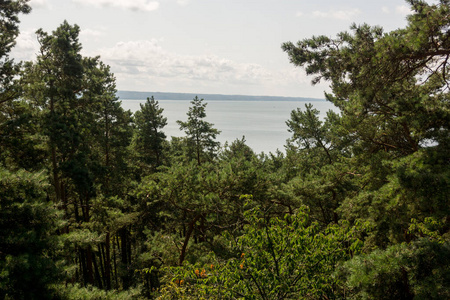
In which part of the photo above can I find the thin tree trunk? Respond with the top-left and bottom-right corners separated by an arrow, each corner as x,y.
49,92 -> 62,205
104,108 -> 111,193
80,250 -> 88,286
113,235 -> 119,289
51,147 -> 61,201
196,135 -> 201,165
200,216 -> 206,242
86,248 -> 95,285
179,214 -> 201,265
105,232 -> 112,290
120,228 -> 130,288
84,193 -> 94,285
98,245 -> 105,287
92,251 -> 103,289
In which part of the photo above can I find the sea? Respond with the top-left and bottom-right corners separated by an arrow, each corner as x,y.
121,99 -> 338,154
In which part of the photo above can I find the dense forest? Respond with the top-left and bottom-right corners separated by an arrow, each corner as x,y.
1,0 -> 449,299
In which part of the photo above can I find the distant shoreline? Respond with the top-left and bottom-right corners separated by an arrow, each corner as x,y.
117,90 -> 326,102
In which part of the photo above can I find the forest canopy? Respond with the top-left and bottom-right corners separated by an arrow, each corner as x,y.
0,0 -> 449,299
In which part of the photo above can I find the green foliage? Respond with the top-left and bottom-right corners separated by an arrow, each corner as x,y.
0,168 -> 62,299
281,1 -> 450,297
0,1 -> 38,170
283,0 -> 450,155
132,96 -> 168,173
177,96 -> 221,165
337,148 -> 450,247
1,1 -> 449,298
286,103 -> 349,163
408,217 -> 449,243
217,205 -> 365,299
22,21 -> 92,201
0,99 -> 46,170
158,203 -> 367,299
283,103 -> 358,225
20,20 -> 136,291
0,0 -> 31,104
55,283 -> 144,300
87,61 -> 134,197
342,239 -> 450,299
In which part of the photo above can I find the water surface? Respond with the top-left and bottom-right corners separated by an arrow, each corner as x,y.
121,99 -> 337,154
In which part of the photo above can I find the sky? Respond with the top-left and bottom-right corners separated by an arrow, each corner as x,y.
10,0 -> 429,98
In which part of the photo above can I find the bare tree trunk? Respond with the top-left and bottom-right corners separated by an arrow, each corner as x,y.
98,245 -> 105,287
92,251 -> 103,288
105,232 -> 112,290
113,235 -> 119,288
86,247 -> 95,285
120,228 -> 130,288
179,214 -> 201,265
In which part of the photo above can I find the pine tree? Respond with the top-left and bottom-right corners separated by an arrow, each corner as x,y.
0,0 -> 37,169
22,21 -> 136,290
133,96 -> 167,172
282,1 -> 450,297
0,168 -> 62,299
177,96 -> 220,165
0,0 -> 31,104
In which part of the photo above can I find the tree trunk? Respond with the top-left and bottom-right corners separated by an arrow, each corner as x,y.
80,250 -> 88,286
104,108 -> 111,193
49,92 -> 62,205
51,146 -> 61,201
179,214 -> 201,265
196,134 -> 201,165
92,251 -> 103,288
86,247 -> 95,285
113,235 -> 119,289
98,245 -> 105,287
120,228 -> 130,288
105,232 -> 112,290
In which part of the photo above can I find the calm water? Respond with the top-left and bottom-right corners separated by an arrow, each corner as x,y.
121,99 -> 337,154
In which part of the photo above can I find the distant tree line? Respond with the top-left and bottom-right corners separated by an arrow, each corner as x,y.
0,0 -> 449,299
116,90 -> 322,102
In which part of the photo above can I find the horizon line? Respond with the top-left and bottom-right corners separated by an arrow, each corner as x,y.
117,90 -> 326,101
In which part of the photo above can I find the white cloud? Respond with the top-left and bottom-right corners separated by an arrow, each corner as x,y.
295,11 -> 304,17
10,29 -> 40,62
395,5 -> 412,15
10,28 -> 108,61
312,8 -> 361,20
381,6 -> 390,14
29,0 -> 51,9
94,39 -> 308,94
177,0 -> 190,6
81,28 -> 104,37
72,0 -> 160,12
79,28 -> 105,44
312,11 -> 327,18
98,40 -> 269,81
381,5 -> 412,16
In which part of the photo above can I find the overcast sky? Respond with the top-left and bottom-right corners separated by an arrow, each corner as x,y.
11,0 -> 428,98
